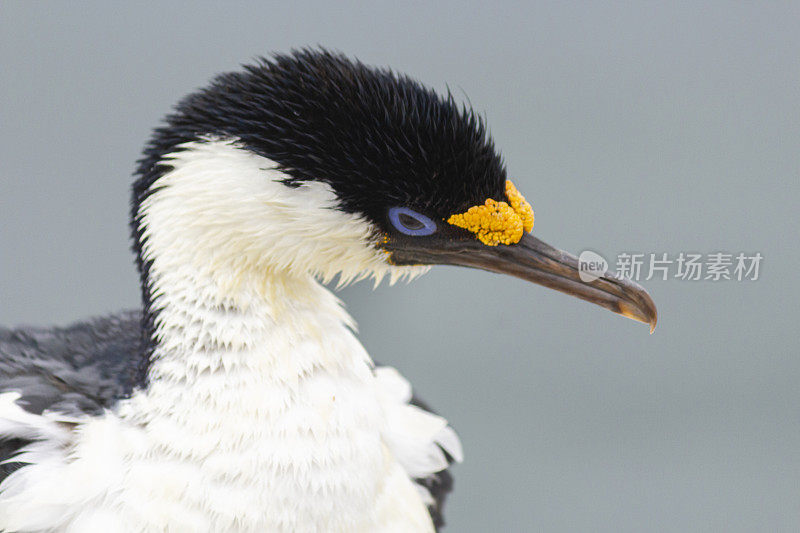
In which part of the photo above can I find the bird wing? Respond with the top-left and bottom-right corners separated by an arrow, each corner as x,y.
0,311 -> 145,481
374,366 -> 463,531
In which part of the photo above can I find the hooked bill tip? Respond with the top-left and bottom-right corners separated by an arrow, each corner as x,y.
617,298 -> 658,334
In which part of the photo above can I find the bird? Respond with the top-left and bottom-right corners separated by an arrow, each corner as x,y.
0,49 -> 657,532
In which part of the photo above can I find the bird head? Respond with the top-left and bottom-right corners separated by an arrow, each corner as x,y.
133,49 -> 656,330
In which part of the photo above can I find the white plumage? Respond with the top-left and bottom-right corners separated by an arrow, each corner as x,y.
0,140 -> 461,532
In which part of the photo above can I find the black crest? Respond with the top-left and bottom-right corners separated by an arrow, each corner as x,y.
134,48 -> 507,224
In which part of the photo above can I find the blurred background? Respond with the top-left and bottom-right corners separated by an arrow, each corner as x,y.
1,2 -> 798,531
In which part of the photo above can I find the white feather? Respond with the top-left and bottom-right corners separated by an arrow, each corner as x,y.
0,393 -> 75,445
0,140 -> 456,532
376,367 -> 463,481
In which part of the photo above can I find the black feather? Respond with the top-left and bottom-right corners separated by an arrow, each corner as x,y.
135,48 -> 506,222
0,311 -> 143,417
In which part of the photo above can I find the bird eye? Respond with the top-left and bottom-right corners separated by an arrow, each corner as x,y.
388,207 -> 436,236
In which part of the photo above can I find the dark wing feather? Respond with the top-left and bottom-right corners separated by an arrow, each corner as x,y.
0,310 -> 145,481
409,393 -> 457,531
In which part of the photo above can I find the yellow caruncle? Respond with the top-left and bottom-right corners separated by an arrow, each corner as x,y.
447,180 -> 534,246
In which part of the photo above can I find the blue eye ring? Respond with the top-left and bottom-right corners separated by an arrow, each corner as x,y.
388,207 -> 437,236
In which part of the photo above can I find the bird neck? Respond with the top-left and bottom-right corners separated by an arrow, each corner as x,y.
141,259 -> 372,396
116,263 -> 406,531
124,250 -> 385,457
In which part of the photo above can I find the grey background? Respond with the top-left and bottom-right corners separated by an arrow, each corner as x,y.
1,2 -> 798,531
